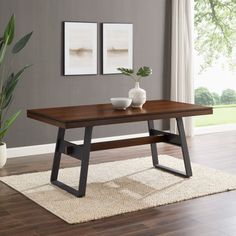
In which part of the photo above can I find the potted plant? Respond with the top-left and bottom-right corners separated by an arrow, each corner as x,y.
117,66 -> 152,108
0,15 -> 33,167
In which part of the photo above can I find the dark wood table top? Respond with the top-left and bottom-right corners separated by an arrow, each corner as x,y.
27,100 -> 213,129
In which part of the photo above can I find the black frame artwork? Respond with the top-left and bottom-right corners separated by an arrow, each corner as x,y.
63,21 -> 98,76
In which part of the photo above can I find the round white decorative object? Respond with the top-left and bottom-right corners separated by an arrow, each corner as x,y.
128,82 -> 146,108
0,143 -> 7,168
110,97 -> 132,110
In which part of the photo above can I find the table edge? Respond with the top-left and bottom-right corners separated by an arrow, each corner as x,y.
27,106 -> 213,128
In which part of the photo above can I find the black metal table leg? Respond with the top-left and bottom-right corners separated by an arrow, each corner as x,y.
77,126 -> 93,197
51,126 -> 93,198
148,120 -> 159,166
50,128 -> 65,182
51,118 -> 192,197
148,118 -> 192,178
176,117 -> 192,177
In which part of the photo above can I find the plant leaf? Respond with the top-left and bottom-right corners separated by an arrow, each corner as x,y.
0,110 -> 21,141
1,65 -> 31,109
136,66 -> 152,77
3,14 -> 15,45
12,31 -> 33,54
0,42 -> 8,65
117,67 -> 134,76
0,15 -> 15,65
0,37 -> 3,48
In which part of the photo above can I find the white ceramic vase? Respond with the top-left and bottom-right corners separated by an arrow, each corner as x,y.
0,143 -> 7,168
128,82 -> 146,108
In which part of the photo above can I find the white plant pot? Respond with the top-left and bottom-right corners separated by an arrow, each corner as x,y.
0,143 -> 7,168
128,82 -> 146,108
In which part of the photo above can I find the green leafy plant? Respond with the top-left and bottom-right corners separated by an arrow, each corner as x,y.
194,87 -> 215,106
117,66 -> 152,82
0,14 -> 33,144
221,89 -> 236,105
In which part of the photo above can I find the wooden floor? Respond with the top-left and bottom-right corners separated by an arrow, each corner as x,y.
0,131 -> 236,235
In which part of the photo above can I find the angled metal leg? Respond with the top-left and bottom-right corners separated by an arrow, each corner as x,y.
176,117 -> 192,177
148,120 -> 159,165
51,126 -> 93,198
50,128 -> 65,182
148,118 -> 192,178
77,126 -> 93,197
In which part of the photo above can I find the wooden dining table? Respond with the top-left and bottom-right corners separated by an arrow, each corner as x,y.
27,100 -> 213,197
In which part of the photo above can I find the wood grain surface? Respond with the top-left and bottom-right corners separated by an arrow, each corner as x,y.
27,100 -> 213,128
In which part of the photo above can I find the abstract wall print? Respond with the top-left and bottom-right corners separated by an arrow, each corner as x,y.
102,23 -> 133,74
64,22 -> 97,75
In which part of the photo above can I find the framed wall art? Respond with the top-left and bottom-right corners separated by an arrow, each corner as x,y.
63,22 -> 98,75
102,23 -> 133,74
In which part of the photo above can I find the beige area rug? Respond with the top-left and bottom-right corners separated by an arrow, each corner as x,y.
1,155 -> 236,224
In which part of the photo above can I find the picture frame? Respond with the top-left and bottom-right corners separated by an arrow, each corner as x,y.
102,23 -> 133,74
63,21 -> 98,76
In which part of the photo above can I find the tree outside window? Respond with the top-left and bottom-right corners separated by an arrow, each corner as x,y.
194,0 -> 236,127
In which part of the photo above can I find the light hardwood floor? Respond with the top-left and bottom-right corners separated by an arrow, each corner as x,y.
0,131 -> 236,235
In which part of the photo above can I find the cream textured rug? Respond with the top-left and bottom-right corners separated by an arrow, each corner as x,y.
1,155 -> 236,224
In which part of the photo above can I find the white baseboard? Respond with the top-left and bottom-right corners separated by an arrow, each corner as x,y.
7,132 -> 149,158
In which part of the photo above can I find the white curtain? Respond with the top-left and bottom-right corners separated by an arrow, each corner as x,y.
170,0 -> 194,136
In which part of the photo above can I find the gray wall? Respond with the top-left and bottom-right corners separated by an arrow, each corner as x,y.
0,0 -> 168,148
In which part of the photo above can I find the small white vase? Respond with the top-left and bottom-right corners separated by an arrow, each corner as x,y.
128,82 -> 146,108
0,143 -> 7,168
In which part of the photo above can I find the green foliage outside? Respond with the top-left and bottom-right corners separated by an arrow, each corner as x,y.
221,89 -> 236,104
194,1 -> 236,127
195,87 -> 236,106
211,92 -> 221,105
195,0 -> 236,72
195,87 -> 214,105
195,87 -> 236,126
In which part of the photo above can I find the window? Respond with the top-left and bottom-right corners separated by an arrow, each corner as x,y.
194,0 -> 236,133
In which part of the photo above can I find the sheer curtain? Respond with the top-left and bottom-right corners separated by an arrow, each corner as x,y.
170,0 -> 194,136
